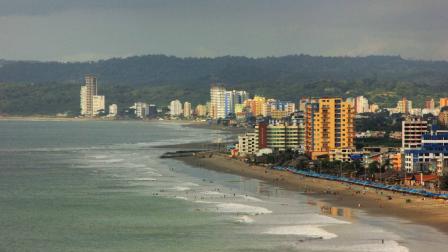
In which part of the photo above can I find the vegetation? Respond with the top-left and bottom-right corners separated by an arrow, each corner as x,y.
1,54 -> 448,115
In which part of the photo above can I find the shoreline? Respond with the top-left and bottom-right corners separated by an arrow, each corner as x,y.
175,153 -> 448,235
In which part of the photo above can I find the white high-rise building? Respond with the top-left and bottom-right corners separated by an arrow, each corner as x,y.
170,100 -> 183,117
92,95 -> 105,115
355,96 -> 369,114
80,75 -> 105,117
109,104 -> 118,117
183,102 -> 192,118
210,85 -> 226,119
134,102 -> 149,118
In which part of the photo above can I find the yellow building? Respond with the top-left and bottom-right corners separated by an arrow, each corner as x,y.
245,96 -> 266,117
305,98 -> 355,160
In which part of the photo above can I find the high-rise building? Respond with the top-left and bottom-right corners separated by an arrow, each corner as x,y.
397,97 -> 412,114
108,104 -> 118,117
401,117 -> 428,150
134,102 -> 149,118
183,102 -> 192,118
92,95 -> 105,115
304,98 -> 355,160
440,98 -> 448,108
195,104 -> 207,117
354,96 -> 369,114
148,104 -> 158,118
245,96 -> 266,117
425,98 -> 435,110
169,100 -> 183,117
224,91 -> 235,117
210,85 -> 226,119
80,75 -> 104,116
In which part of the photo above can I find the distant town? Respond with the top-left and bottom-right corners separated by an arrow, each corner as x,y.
79,74 -> 448,190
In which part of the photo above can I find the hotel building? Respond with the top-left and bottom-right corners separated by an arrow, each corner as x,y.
80,75 -> 105,116
304,98 -> 355,160
401,117 -> 428,150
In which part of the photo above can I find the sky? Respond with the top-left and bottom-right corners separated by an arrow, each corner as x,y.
0,0 -> 447,62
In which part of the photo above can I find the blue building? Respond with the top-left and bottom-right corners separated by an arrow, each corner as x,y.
404,130 -> 448,173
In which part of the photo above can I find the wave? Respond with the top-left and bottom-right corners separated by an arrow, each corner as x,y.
264,225 -> 337,240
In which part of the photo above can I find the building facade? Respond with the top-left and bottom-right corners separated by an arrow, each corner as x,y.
183,102 -> 192,118
210,85 -> 226,119
80,75 -> 103,116
401,117 -> 428,150
304,98 -> 355,159
237,132 -> 259,156
169,100 -> 183,117
255,121 -> 304,152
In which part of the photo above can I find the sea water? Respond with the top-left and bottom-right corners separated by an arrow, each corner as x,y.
0,120 -> 446,252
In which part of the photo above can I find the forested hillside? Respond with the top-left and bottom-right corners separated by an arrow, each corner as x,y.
1,55 -> 448,115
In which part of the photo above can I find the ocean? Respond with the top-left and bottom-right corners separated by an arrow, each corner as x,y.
0,120 -> 446,252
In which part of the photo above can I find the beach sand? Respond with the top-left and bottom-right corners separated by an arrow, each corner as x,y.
177,153 -> 448,234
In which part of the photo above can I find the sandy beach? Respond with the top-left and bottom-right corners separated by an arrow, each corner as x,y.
177,153 -> 448,234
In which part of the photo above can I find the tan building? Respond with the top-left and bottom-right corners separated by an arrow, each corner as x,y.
183,102 -> 192,118
401,117 -> 428,150
256,122 -> 304,152
440,98 -> 448,108
80,75 -> 103,116
237,132 -> 259,156
210,85 -> 226,119
195,104 -> 207,117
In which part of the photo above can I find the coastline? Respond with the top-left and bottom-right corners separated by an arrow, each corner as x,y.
175,153 -> 448,235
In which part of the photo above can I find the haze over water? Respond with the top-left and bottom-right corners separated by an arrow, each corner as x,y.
0,120 -> 446,251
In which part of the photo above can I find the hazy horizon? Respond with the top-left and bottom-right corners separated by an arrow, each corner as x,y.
1,0 -> 448,62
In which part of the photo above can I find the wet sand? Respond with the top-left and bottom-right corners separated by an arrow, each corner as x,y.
176,153 -> 448,234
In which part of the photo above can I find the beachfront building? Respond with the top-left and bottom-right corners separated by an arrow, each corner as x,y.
183,102 -> 192,118
134,102 -> 149,118
108,104 -> 118,117
255,121 -> 305,152
195,104 -> 207,117
329,147 -> 358,162
169,100 -> 183,117
237,132 -> 259,156
80,75 -> 105,117
401,117 -> 428,150
404,130 -> 448,173
210,85 -> 226,119
304,97 -> 355,160
245,96 -> 267,117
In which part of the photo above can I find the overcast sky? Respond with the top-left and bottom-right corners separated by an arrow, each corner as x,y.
0,0 -> 447,61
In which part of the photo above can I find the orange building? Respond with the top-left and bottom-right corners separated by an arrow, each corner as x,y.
305,98 -> 355,160
440,98 -> 448,108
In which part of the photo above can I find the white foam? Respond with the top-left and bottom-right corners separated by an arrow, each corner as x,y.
301,240 -> 409,252
235,215 -> 255,224
171,186 -> 191,191
174,196 -> 189,201
215,203 -> 272,215
202,191 -> 225,196
264,225 -> 337,240
182,182 -> 200,187
131,178 -> 157,181
239,195 -> 263,202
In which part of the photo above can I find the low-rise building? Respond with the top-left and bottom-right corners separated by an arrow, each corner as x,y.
256,121 -> 304,152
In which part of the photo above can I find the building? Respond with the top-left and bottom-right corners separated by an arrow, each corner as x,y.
396,97 -> 412,114
195,104 -> 207,117
210,85 -> 226,119
425,98 -> 435,110
354,96 -> 369,114
245,96 -> 267,117
440,98 -> 448,108
237,132 -> 259,156
369,104 -> 380,113
255,121 -> 305,152
401,117 -> 428,150
169,100 -> 183,117
439,110 -> 448,127
108,104 -> 118,117
92,95 -> 105,115
404,130 -> 448,173
329,147 -> 357,162
183,102 -> 192,118
80,75 -> 104,116
148,104 -> 157,118
304,98 -> 355,159
134,102 -> 149,118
